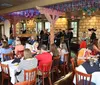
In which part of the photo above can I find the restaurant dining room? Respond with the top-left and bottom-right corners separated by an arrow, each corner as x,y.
0,0 -> 100,85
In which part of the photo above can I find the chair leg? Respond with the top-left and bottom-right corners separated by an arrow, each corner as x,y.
51,71 -> 53,80
8,79 -> 11,85
1,77 -> 4,85
64,65 -> 65,75
42,76 -> 44,85
48,76 -> 52,85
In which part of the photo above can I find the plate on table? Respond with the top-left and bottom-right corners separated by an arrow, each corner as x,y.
13,63 -> 19,66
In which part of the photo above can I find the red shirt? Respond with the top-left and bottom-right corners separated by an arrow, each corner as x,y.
80,41 -> 87,49
36,52 -> 52,71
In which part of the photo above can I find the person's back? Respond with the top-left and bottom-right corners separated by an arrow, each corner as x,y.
17,58 -> 37,82
36,52 -> 52,70
16,49 -> 37,82
36,45 -> 52,71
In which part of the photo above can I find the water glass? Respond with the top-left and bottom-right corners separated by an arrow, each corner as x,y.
90,61 -> 94,67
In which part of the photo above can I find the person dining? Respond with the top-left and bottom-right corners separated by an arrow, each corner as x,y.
77,45 -> 93,65
15,40 -> 24,58
58,42 -> 69,64
50,43 -> 59,58
16,48 -> 38,82
27,36 -> 36,45
32,41 -> 39,55
92,39 -> 100,55
0,41 -> 13,61
36,44 -> 52,71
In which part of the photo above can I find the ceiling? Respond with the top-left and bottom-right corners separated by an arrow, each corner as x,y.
0,0 -> 36,10
0,0 -> 73,15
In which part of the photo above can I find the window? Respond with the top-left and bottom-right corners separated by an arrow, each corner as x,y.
71,22 -> 78,37
36,22 -> 42,33
45,22 -> 50,32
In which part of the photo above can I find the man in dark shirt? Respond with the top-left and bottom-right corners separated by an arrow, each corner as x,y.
66,28 -> 73,51
90,28 -> 96,43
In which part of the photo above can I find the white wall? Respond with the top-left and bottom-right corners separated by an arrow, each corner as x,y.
4,20 -> 10,38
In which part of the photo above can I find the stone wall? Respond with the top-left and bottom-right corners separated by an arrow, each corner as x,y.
79,16 -> 100,39
54,18 -> 68,30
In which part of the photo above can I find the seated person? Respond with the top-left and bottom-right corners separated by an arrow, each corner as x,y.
92,39 -> 100,55
0,41 -> 13,61
8,33 -> 15,45
15,40 -> 24,58
36,44 -> 52,72
58,42 -> 69,64
50,43 -> 59,58
16,48 -> 37,82
32,41 -> 39,55
80,40 -> 87,49
77,45 -> 93,65
27,36 -> 36,45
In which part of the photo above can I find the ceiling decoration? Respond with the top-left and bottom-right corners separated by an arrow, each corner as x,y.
8,9 -> 40,18
47,0 -> 100,16
0,0 -> 100,21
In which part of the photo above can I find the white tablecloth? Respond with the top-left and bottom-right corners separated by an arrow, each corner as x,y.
0,60 -> 19,84
73,65 -> 100,85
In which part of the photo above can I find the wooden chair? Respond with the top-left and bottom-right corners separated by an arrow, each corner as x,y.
24,68 -> 37,85
75,70 -> 92,85
39,61 -> 52,85
14,81 -> 29,85
51,56 -> 60,80
2,52 -> 14,61
70,58 -> 75,72
61,53 -> 69,75
1,64 -> 11,85
70,58 -> 76,83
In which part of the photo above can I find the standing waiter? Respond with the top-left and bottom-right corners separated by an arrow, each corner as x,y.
64,28 -> 73,51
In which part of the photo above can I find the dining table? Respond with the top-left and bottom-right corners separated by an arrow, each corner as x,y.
73,58 -> 100,85
0,59 -> 19,84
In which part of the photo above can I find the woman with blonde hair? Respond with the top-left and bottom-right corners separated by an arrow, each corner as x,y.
16,48 -> 37,82
24,48 -> 33,59
59,42 -> 69,64
32,41 -> 39,55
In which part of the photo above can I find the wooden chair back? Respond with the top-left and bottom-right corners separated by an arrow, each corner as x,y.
39,61 -> 52,85
52,56 -> 60,69
24,68 -> 37,85
40,61 -> 52,74
75,70 -> 92,85
51,56 -> 60,79
15,81 -> 29,85
1,64 -> 10,76
1,64 -> 11,85
3,52 -> 14,61
70,58 -> 75,71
